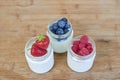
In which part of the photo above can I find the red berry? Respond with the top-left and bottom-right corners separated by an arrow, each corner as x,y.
80,35 -> 88,44
79,43 -> 86,49
87,46 -> 93,53
79,47 -> 89,56
73,40 -> 80,46
77,50 -> 86,56
86,42 -> 93,53
36,34 -> 50,49
32,43 -> 37,47
72,35 -> 93,56
71,45 -> 78,54
31,43 -> 47,57
86,43 -> 92,47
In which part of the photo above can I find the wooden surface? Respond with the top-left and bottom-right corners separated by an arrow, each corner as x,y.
0,0 -> 120,80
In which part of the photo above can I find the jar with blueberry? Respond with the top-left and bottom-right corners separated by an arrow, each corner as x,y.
47,18 -> 73,53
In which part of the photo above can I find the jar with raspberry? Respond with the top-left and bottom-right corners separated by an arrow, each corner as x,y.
67,35 -> 96,72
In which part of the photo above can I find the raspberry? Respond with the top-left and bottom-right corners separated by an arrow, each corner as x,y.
86,43 -> 92,47
73,40 -> 80,46
71,45 -> 78,53
72,35 -> 93,56
87,46 -> 93,53
79,43 -> 86,49
78,50 -> 86,56
80,35 -> 88,44
79,47 -> 89,56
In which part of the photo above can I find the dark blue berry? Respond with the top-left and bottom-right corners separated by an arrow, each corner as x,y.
52,23 -> 58,30
65,23 -> 71,29
64,29 -> 69,34
51,29 -> 56,34
57,20 -> 66,28
49,26 -> 55,34
56,28 -> 64,35
49,26 -> 53,31
61,18 -> 67,22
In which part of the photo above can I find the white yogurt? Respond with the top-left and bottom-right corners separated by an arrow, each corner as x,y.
47,19 -> 73,53
25,37 -> 54,74
67,36 -> 96,72
47,30 -> 73,53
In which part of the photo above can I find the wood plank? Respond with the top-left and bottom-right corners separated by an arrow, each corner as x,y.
0,0 -> 33,6
34,0 -> 117,5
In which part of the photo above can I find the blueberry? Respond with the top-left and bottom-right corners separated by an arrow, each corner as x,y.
64,29 -> 69,34
65,23 -> 71,29
49,26 -> 53,31
56,28 -> 64,35
61,18 -> 67,22
49,26 -> 55,34
57,20 -> 66,28
52,23 -> 58,30
51,29 -> 56,34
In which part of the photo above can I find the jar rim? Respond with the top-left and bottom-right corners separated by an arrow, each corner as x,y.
69,35 -> 96,60
25,36 -> 52,61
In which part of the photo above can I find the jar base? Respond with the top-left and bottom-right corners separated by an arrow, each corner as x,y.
67,51 -> 96,72
25,49 -> 54,74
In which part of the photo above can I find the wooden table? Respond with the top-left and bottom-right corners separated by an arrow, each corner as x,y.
0,0 -> 120,80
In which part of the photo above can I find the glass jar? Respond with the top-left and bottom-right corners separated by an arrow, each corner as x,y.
47,19 -> 74,53
25,37 -> 54,74
67,36 -> 96,72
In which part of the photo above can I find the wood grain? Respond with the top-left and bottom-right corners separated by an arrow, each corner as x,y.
0,0 -> 120,80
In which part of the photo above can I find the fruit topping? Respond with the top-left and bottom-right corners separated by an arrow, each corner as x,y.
56,28 -> 64,35
30,34 -> 49,57
36,34 -> 49,49
71,35 -> 93,56
58,20 -> 66,28
31,43 -> 47,57
49,18 -> 71,35
80,35 -> 88,44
